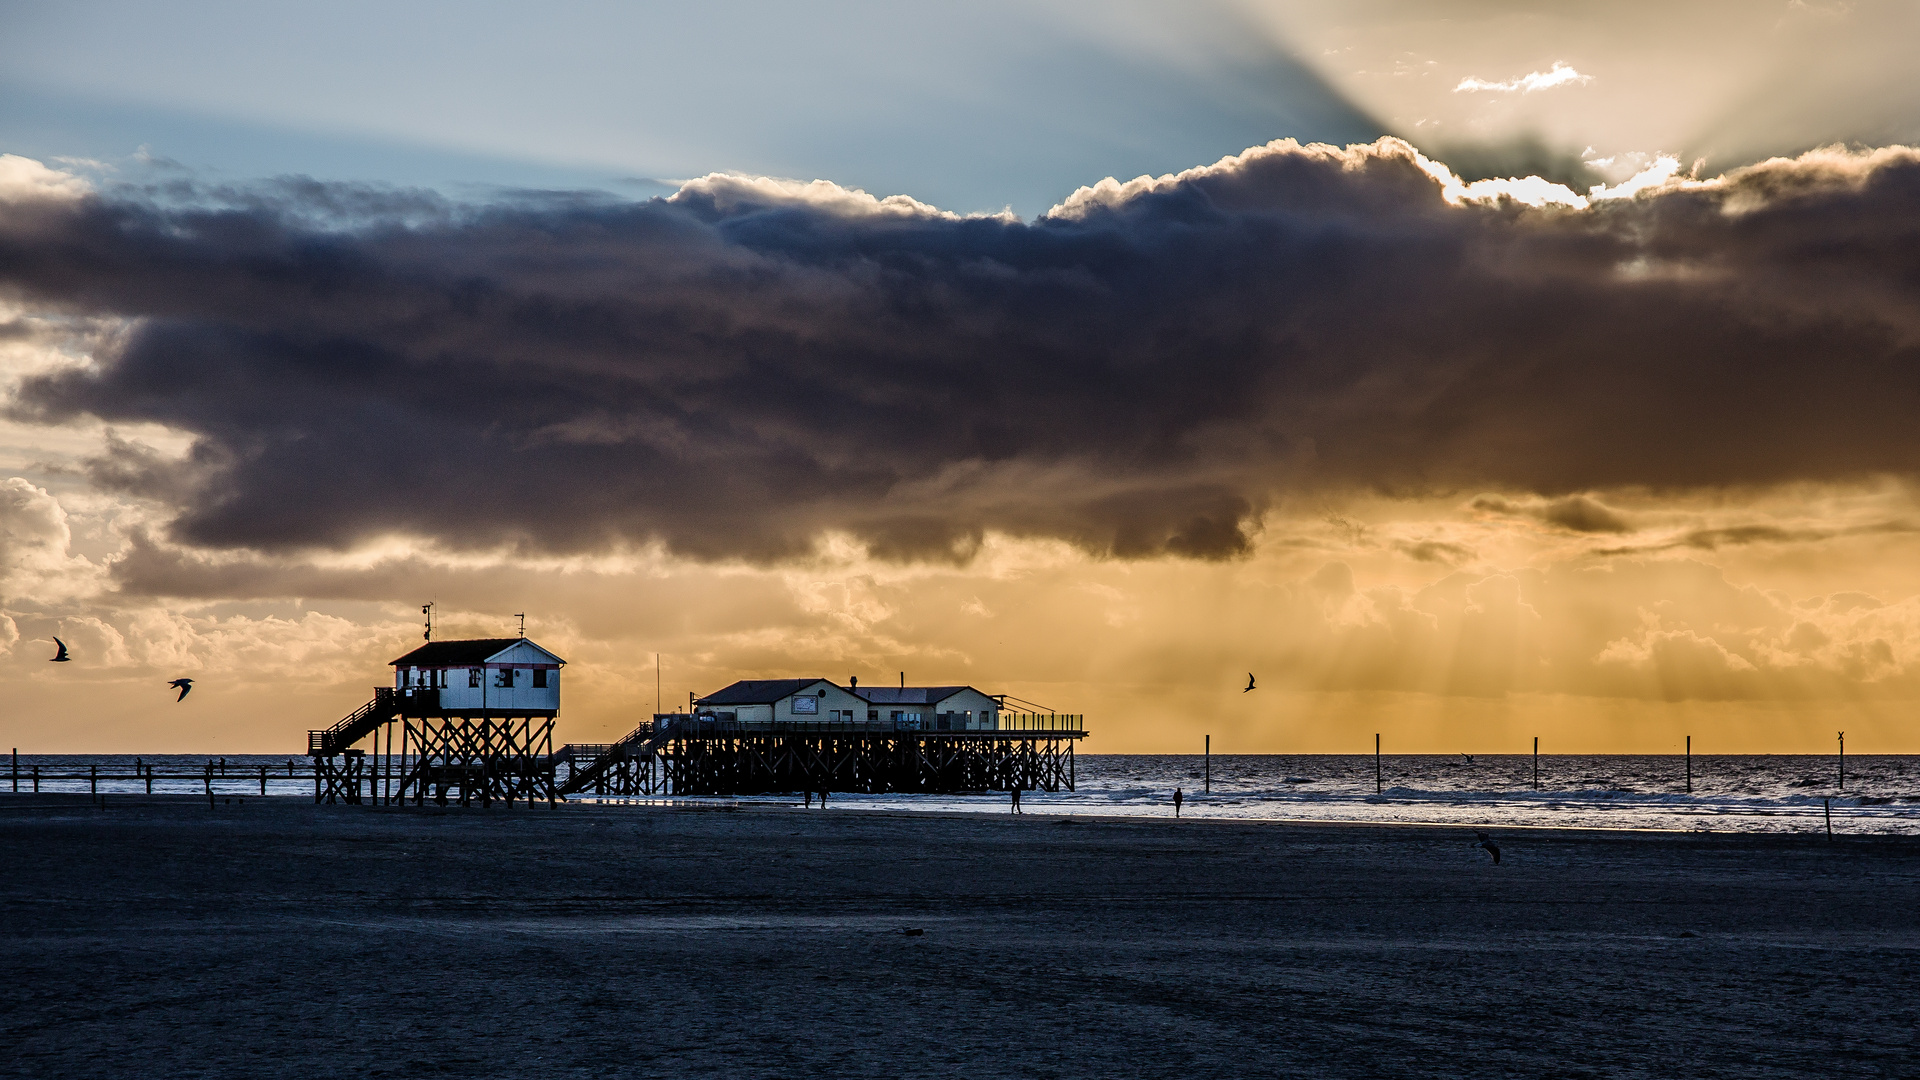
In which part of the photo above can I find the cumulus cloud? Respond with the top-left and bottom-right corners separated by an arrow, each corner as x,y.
6,139 -> 1920,572
1454,62 -> 1594,95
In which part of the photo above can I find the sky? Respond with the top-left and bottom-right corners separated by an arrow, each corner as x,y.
6,0 -> 1920,754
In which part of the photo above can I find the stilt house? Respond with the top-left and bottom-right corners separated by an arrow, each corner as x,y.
389,637 -> 566,716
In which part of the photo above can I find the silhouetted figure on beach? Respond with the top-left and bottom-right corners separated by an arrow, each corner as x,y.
1011,786 -> 1022,814
1174,787 -> 1184,817
219,757 -> 226,776
49,637 -> 70,662
804,790 -> 812,808
1475,831 -> 1501,865
819,789 -> 828,808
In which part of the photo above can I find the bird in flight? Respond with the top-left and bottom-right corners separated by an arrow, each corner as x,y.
1474,831 -> 1502,865
49,637 -> 71,662
1460,752 -> 1474,765
168,678 -> 194,702
1243,673 -> 1256,693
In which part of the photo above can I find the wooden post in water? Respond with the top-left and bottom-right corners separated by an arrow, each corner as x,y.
1825,797 -> 1833,839
10,748 -> 16,793
1532,737 -> 1539,790
1204,735 -> 1210,794
259,764 -> 267,796
33,765 -> 40,793
1837,731 -> 1845,791
90,764 -> 97,800
1374,734 -> 1382,794
1686,735 -> 1692,794
145,765 -> 152,795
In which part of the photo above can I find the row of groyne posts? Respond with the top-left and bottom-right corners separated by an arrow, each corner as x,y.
1188,733 -> 1861,796
9,748 -> 298,806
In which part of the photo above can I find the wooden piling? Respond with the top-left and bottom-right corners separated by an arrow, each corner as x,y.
90,764 -> 97,799
1686,735 -> 1692,794
1204,735 -> 1210,794
10,747 -> 16,792
33,765 -> 39,793
259,764 -> 267,796
1374,734 -> 1382,794
1838,731 -> 1846,791
1532,736 -> 1539,790
145,765 -> 152,795
1825,797 -> 1833,839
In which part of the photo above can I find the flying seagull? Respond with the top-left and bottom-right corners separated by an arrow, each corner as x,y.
49,637 -> 70,662
168,678 -> 194,702
1243,673 -> 1256,693
1474,830 -> 1502,865
1460,753 -> 1474,765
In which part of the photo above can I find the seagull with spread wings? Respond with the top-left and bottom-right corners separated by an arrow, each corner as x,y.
49,637 -> 70,662
168,678 -> 194,702
1243,673 -> 1256,693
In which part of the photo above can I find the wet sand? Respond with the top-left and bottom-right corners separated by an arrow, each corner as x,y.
2,796 -> 1916,1078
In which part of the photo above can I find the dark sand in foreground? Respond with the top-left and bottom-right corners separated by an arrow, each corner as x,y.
2,796 -> 1916,1078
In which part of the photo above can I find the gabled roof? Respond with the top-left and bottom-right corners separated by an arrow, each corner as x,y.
853,685 -> 977,706
389,638 -> 567,667
697,678 -> 832,705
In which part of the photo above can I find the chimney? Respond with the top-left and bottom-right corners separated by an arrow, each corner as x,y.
849,675 -> 858,691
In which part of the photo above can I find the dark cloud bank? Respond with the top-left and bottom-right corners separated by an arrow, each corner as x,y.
5,139 -> 1920,567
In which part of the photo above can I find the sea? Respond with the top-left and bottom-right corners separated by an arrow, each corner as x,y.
9,752 -> 1918,835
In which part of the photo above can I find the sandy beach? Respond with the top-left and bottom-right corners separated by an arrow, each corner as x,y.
2,796 -> 1916,1078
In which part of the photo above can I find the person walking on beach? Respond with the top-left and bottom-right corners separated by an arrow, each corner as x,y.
1011,785 -> 1022,814
804,789 -> 812,808
1174,786 -> 1184,817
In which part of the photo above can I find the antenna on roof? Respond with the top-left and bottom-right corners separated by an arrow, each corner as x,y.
422,602 -> 433,642
514,613 -> 526,638
900,671 -> 905,688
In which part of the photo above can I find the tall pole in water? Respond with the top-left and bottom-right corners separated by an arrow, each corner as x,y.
655,653 -> 661,718
1838,731 -> 1845,791
1685,735 -> 1692,794
1204,734 -> 1210,793
1374,734 -> 1382,794
1532,736 -> 1538,790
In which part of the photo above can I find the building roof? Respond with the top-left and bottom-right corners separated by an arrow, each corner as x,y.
389,638 -> 567,667
697,678 -> 831,705
852,686 -> 978,706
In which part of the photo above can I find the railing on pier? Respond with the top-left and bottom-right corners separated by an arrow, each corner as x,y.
654,714 -> 1086,736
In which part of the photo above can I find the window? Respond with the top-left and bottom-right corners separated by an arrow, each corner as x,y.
532,668 -> 548,688
469,668 -> 482,688
867,709 -> 879,722
495,667 -> 515,688
438,669 -> 449,688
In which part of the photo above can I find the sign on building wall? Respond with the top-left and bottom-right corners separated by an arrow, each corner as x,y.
792,696 -> 819,714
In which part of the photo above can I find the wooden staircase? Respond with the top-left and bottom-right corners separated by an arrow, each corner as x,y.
308,688 -> 398,757
556,719 -> 666,795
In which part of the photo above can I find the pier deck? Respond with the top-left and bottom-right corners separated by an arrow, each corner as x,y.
561,717 -> 1086,798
